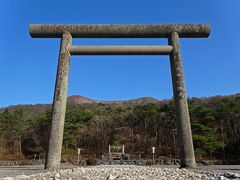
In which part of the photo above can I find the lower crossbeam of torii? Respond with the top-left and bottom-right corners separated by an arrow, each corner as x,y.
29,24 -> 211,170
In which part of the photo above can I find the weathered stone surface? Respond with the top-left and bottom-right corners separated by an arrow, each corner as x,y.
29,24 -> 210,38
45,32 -> 72,170
168,32 -> 196,168
69,45 -> 173,55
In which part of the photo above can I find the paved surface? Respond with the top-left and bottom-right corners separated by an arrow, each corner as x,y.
198,165 -> 240,174
0,164 -> 240,179
0,164 -> 75,178
0,165 -> 44,178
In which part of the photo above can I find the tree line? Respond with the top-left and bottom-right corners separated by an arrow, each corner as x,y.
0,94 -> 239,162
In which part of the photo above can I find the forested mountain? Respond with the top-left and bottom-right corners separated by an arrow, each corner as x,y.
0,94 -> 240,163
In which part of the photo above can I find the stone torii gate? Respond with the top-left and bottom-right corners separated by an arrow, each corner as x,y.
29,24 -> 210,170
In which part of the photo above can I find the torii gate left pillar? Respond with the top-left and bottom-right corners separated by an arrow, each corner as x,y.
45,32 -> 72,169
29,24 -> 210,170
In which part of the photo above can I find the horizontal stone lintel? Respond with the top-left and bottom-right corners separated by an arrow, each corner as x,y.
69,46 -> 173,55
29,24 -> 210,38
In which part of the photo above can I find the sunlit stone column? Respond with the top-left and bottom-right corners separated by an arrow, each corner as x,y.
168,32 -> 196,168
45,31 -> 72,170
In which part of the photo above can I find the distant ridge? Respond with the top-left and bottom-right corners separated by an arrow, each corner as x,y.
1,94 -> 239,119
67,95 -> 97,104
67,95 -> 160,105
2,94 -> 239,111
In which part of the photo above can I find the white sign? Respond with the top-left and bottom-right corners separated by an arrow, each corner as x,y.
78,148 -> 81,155
152,147 -> 155,154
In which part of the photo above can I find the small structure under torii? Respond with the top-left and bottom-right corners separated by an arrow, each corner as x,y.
29,24 -> 211,170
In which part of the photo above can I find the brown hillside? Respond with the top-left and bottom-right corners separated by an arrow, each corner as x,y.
67,95 -> 160,105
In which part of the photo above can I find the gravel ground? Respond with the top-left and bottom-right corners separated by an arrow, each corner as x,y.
1,165 -> 240,180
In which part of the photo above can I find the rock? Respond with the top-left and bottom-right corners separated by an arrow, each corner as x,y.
15,175 -> 31,179
54,173 -> 60,179
159,177 -> 167,180
82,175 -> 91,180
1,177 -> 14,180
217,176 -> 226,180
115,175 -> 126,180
234,173 -> 240,178
164,160 -> 172,165
106,174 -> 117,179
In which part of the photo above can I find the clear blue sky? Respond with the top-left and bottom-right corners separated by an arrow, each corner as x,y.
0,0 -> 239,107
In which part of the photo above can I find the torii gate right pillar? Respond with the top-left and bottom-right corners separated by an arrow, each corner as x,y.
169,32 -> 196,168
